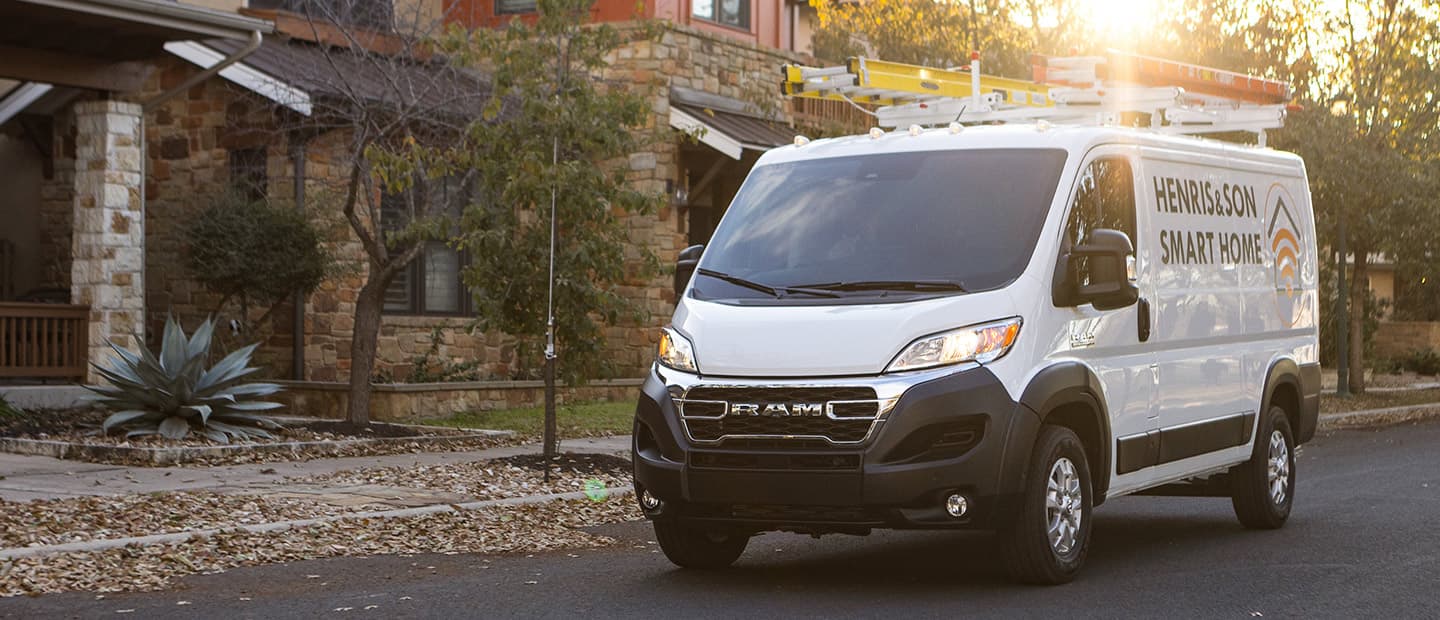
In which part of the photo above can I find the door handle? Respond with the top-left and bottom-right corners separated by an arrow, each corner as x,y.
1138,297 -> 1152,343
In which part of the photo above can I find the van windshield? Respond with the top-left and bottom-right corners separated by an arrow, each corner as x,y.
692,148 -> 1069,303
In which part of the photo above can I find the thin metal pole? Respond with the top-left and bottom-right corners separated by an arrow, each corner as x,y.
542,26 -> 565,481
543,133 -> 558,472
1336,215 -> 1350,397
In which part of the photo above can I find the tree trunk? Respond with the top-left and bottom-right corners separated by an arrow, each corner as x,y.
1348,249 -> 1369,395
346,279 -> 386,426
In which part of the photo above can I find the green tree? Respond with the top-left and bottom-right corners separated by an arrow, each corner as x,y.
440,0 -> 662,384
1312,0 -> 1438,393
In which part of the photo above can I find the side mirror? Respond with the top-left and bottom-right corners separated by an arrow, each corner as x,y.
1063,229 -> 1138,311
674,244 -> 704,298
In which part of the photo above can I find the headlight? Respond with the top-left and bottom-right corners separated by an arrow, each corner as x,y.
886,317 -> 1021,373
657,327 -> 698,372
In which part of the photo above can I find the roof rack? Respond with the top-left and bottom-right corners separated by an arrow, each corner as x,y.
782,50 -> 1293,146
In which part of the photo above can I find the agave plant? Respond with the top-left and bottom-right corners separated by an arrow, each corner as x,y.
87,315 -> 284,443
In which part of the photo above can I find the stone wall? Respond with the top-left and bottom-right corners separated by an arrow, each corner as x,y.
271,378 -> 642,421
1373,321 -> 1440,359
597,23 -> 804,373
37,108 -> 77,292
140,58 -> 306,374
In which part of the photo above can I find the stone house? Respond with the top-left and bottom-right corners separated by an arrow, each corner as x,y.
0,0 -> 273,386
0,0 -> 846,401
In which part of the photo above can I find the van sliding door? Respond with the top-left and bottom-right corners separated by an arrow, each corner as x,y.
1141,149 -> 1257,477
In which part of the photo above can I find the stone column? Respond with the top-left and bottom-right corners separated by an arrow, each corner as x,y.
70,100 -> 145,382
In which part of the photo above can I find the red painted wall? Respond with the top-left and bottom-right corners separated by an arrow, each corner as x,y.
445,0 -> 793,50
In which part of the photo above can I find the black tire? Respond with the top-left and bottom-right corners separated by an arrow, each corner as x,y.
653,520 -> 749,569
1000,425 -> 1094,585
1230,405 -> 1295,529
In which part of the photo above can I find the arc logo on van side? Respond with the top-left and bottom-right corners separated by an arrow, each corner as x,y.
1266,183 -> 1305,327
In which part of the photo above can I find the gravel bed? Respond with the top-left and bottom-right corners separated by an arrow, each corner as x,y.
162,434 -> 523,468
289,453 -> 633,501
0,492 -> 352,549
0,499 -> 641,597
3,413 -> 523,467
0,453 -> 632,554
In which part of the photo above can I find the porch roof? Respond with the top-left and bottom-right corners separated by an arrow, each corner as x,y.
0,0 -> 272,92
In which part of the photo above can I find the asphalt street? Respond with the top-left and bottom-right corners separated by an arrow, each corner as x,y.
5,420 -> 1438,619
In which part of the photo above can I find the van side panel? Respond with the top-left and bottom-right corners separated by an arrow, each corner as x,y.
1136,147 -> 1317,480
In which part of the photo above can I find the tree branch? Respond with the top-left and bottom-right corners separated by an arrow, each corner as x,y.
342,131 -> 386,265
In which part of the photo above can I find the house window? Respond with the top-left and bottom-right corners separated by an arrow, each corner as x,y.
693,0 -> 750,29
496,0 -> 537,14
382,176 -> 474,316
228,147 -> 267,204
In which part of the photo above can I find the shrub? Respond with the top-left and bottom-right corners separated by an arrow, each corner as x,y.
405,328 -> 484,383
87,316 -> 284,442
184,192 -> 331,332
1372,357 -> 1405,376
0,394 -> 21,419
1400,348 -> 1440,376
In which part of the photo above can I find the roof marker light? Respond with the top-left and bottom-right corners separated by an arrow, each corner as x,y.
948,122 -> 964,134
793,135 -> 811,147
908,124 -> 923,136
869,127 -> 885,139
1036,119 -> 1053,132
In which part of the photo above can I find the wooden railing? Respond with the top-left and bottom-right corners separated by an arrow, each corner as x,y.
0,303 -> 90,381
790,98 -> 877,137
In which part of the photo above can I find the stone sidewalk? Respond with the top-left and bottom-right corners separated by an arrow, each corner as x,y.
0,435 -> 631,504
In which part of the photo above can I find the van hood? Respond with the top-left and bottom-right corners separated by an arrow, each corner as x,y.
672,291 -> 1019,378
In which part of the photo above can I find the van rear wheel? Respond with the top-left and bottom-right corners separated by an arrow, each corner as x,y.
1230,405 -> 1295,529
653,520 -> 749,569
999,425 -> 1093,585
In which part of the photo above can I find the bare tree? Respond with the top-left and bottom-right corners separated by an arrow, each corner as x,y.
258,0 -> 489,424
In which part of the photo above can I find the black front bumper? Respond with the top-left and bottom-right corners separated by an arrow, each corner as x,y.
632,365 -> 1039,532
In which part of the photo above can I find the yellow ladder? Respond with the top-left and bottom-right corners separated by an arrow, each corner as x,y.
782,56 -> 1055,110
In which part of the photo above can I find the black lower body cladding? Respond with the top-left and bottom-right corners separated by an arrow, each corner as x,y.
1296,362 -> 1321,444
632,365 -> 1040,532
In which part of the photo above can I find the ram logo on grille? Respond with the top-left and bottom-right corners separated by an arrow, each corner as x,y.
730,402 -> 825,417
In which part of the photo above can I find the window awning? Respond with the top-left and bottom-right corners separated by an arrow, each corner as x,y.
668,88 -> 793,160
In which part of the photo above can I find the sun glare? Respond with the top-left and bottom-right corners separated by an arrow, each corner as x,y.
1074,0 -> 1161,38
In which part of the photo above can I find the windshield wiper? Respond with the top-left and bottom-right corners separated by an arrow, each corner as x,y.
696,268 -> 781,298
786,279 -> 968,293
697,269 -> 840,298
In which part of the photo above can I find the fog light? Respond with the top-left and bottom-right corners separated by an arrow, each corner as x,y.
639,489 -> 662,511
945,493 -> 969,518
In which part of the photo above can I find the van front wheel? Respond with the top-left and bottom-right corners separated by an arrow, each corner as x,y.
653,520 -> 749,569
1230,405 -> 1295,529
999,425 -> 1093,585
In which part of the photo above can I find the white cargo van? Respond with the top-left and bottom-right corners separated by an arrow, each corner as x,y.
631,123 -> 1319,583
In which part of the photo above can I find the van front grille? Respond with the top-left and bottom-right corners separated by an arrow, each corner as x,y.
675,386 -> 885,445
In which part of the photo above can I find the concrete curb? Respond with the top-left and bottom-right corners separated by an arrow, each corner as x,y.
0,429 -> 513,466
0,486 -> 634,561
1318,402 -> 1440,428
